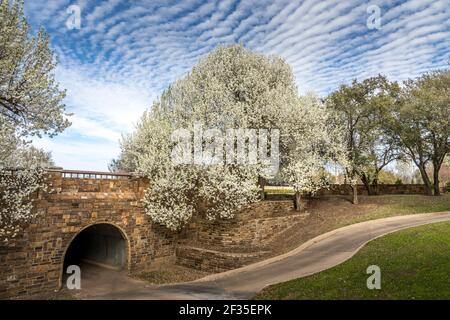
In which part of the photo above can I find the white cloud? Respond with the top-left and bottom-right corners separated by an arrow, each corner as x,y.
24,0 -> 450,170
31,63 -> 152,170
56,65 -> 152,131
68,115 -> 122,142
33,136 -> 120,171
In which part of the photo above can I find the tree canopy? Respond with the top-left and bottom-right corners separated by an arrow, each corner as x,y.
382,70 -> 450,195
327,75 -> 402,196
0,0 -> 68,242
114,44 -> 347,229
0,0 -> 70,138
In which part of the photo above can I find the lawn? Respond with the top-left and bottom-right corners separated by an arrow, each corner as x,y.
331,194 -> 450,228
255,220 -> 450,300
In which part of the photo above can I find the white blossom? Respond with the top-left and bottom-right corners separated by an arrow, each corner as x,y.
0,0 -> 67,242
114,45 -> 348,229
0,167 -> 46,243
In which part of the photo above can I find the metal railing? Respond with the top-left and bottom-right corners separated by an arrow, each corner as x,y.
51,169 -> 133,180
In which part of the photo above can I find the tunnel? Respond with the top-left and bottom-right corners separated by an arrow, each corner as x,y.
63,224 -> 127,271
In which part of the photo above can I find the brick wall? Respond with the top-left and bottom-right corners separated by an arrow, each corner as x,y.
0,171 -> 177,299
176,246 -> 271,273
176,201 -> 308,272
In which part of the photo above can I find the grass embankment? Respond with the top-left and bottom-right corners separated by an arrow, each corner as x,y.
255,220 -> 450,299
333,194 -> 450,228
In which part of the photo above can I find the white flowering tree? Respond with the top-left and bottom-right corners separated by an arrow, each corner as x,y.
0,0 -> 70,137
0,0 -> 69,242
0,116 -> 53,243
0,166 -> 46,242
114,45 -> 348,229
278,94 -> 348,210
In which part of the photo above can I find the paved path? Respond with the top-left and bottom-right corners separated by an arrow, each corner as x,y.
83,212 -> 450,300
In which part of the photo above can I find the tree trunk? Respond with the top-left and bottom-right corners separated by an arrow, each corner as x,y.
371,178 -> 379,195
418,165 -> 433,196
433,164 -> 441,196
361,175 -> 372,195
351,184 -> 358,204
294,191 -> 301,211
360,173 -> 379,195
258,176 -> 266,200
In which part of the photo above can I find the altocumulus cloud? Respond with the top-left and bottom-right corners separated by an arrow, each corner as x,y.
25,0 -> 450,170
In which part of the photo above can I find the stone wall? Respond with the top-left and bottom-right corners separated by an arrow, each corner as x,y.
1,173 -> 306,298
176,246 -> 271,273
176,201 -> 308,272
1,169 -> 431,298
181,201 -> 305,249
0,171 -> 177,299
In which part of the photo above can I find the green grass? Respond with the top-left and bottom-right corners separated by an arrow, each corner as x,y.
255,220 -> 450,300
264,186 -> 294,194
334,194 -> 450,228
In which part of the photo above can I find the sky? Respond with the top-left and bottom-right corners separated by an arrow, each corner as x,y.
23,0 -> 450,171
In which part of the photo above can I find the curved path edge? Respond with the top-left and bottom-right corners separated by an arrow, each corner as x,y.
88,211 -> 450,300
195,211 -> 450,284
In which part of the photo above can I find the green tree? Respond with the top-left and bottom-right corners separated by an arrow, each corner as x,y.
327,75 -> 401,197
377,169 -> 400,184
383,70 -> 450,196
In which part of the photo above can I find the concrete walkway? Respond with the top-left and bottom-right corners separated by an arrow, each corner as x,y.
84,212 -> 450,300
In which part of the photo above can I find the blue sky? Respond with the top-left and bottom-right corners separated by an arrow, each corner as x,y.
24,0 -> 450,171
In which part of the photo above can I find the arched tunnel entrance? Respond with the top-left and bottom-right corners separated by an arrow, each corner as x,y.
63,224 -> 127,272
61,224 -> 133,297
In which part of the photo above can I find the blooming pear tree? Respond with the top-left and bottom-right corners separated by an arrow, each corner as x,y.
278,94 -> 348,210
0,167 -> 46,242
0,0 -> 69,242
0,114 -> 55,243
114,44 -> 348,230
0,0 -> 70,137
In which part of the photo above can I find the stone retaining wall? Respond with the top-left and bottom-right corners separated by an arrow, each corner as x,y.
176,201 -> 308,272
182,201 -> 304,249
176,246 -> 271,273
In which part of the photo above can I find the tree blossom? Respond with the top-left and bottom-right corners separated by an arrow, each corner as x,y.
0,115 -> 53,242
1,1 -> 67,242
0,0 -> 71,137
114,45 -> 348,229
277,94 -> 349,209
0,167 -> 45,243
